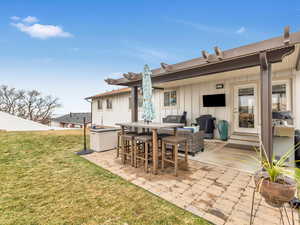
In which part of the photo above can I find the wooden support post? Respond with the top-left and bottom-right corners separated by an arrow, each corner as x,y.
152,128 -> 158,174
131,86 -> 138,122
260,52 -> 273,162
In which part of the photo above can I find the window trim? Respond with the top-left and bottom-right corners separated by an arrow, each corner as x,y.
272,80 -> 291,111
163,89 -> 178,108
106,98 -> 113,110
97,99 -> 103,110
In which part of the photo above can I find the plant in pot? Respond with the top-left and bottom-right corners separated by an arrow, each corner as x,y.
253,144 -> 300,208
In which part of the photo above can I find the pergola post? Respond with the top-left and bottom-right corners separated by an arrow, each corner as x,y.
131,86 -> 138,122
260,52 -> 273,162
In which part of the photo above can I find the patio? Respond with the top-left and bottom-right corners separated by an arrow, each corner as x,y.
192,141 -> 260,173
83,141 -> 299,225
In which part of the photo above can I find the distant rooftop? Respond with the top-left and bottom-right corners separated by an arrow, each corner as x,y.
85,87 -> 131,99
52,112 -> 91,125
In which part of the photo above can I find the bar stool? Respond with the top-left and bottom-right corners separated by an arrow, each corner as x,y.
117,131 -> 136,158
158,133 -> 172,148
121,133 -> 136,166
134,135 -> 152,172
161,136 -> 188,176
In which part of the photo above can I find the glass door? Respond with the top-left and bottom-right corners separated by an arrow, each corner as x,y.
234,84 -> 258,133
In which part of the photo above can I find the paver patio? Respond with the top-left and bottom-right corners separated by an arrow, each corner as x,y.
83,147 -> 299,225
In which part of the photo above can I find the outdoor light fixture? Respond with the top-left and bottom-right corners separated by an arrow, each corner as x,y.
216,83 -> 224,89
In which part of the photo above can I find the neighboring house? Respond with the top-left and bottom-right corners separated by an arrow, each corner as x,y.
89,29 -> 300,150
50,112 -> 91,128
0,111 -> 54,131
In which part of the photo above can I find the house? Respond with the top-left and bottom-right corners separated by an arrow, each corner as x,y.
90,27 -> 300,161
86,88 -> 144,127
50,112 -> 91,128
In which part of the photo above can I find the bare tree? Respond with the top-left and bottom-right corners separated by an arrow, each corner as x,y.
0,85 -> 61,124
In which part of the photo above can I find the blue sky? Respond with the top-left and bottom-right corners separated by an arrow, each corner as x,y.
1,0 -> 300,114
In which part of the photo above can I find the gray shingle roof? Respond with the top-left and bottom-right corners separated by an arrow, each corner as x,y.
52,113 -> 91,125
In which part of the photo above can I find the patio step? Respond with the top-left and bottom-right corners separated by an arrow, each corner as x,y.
228,133 -> 260,148
230,133 -> 259,142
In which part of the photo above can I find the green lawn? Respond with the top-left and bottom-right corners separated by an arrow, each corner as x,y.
0,130 -> 210,225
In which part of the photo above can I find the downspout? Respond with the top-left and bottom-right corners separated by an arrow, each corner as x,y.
85,98 -> 93,125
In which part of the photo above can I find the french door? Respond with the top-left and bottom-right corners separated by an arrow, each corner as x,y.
233,84 -> 258,133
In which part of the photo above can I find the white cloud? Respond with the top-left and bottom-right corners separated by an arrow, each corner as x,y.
71,47 -> 79,52
236,26 -> 246,34
10,16 -> 20,21
11,22 -> 73,39
23,16 -> 39,23
173,19 -> 226,33
126,46 -> 175,64
172,19 -> 248,36
134,47 -> 171,61
110,72 -> 123,77
32,57 -> 53,63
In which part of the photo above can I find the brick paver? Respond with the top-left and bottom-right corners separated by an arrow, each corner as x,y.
83,149 -> 299,225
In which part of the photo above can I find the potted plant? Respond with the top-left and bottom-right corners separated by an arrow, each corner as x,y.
254,144 -> 300,208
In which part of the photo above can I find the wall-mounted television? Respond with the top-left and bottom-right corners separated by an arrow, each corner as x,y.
203,94 -> 226,107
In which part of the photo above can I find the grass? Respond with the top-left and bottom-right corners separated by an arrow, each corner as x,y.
0,130 -> 210,225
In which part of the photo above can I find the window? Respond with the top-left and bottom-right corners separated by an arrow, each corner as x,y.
238,87 -> 255,128
164,90 -> 177,107
272,84 -> 287,112
97,99 -> 103,110
106,98 -> 112,109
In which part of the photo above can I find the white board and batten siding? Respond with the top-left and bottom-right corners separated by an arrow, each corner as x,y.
293,69 -> 300,130
148,69 -> 294,138
92,92 -> 131,127
92,68 -> 298,137
148,81 -> 231,138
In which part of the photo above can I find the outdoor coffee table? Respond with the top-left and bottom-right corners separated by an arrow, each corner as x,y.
116,122 -> 184,174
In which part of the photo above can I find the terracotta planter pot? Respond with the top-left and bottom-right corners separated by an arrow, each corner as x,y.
254,171 -> 297,208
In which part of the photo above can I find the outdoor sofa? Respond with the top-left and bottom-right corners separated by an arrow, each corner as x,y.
158,127 -> 204,156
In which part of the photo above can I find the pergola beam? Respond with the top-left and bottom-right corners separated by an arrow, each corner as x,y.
283,26 -> 290,45
201,50 -> 210,62
123,72 -> 141,81
160,62 -> 172,72
214,46 -> 223,60
105,29 -> 300,87
116,46 -> 294,86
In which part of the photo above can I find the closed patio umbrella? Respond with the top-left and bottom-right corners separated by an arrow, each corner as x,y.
142,64 -> 155,123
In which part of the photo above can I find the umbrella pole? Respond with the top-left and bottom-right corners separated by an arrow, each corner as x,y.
76,117 -> 94,155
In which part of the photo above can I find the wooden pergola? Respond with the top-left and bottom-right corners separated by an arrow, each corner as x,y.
106,27 -> 300,162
